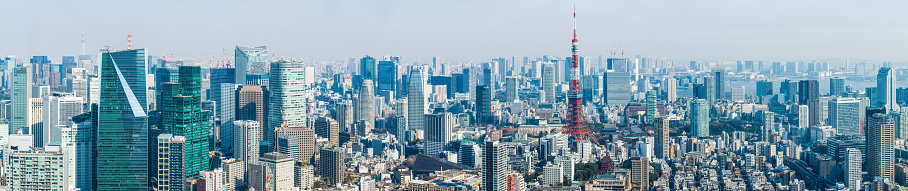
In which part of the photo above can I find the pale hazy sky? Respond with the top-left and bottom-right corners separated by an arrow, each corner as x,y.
1,0 -> 907,64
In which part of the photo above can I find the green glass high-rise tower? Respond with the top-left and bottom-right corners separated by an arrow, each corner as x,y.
95,48 -> 149,190
12,65 -> 32,134
161,66 -> 210,178
360,56 -> 376,81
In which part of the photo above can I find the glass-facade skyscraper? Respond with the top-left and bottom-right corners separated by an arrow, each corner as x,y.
12,65 -> 32,134
877,67 -> 899,112
407,67 -> 426,131
691,99 -> 709,137
377,60 -> 398,93
235,46 -> 268,86
268,60 -> 308,151
161,65 -> 210,177
829,98 -> 861,136
96,48 -> 149,190
360,56 -> 376,81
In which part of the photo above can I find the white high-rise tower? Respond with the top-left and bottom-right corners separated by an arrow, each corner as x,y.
408,67 -> 427,133
877,67 -> 899,112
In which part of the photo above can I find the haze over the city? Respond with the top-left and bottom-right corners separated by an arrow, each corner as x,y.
2,0 -> 907,63
7,1 -> 908,191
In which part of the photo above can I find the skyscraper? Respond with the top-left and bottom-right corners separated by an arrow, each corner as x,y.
877,67 -> 899,112
645,90 -> 657,124
275,126 -> 316,162
296,163 -> 314,190
845,148 -> 862,191
731,87 -> 745,102
218,83 -> 240,152
235,46 -> 268,85
425,113 -> 454,156
96,48 -> 148,190
276,135 -> 299,162
234,120 -> 261,167
829,98 -> 861,136
630,157 -> 649,190
209,68 -> 236,117
867,113 -> 894,180
377,60 -> 398,93
319,146 -> 345,184
541,63 -> 556,103
268,60 -> 308,150
505,77 -> 517,102
28,97 -> 43,147
222,158 -> 245,190
390,116 -> 408,143
830,77 -> 845,96
699,76 -> 715,104
43,93 -> 83,146
799,80 -> 819,126
712,68 -> 725,100
360,56 -> 376,81
482,62 -> 494,90
476,85 -> 492,125
662,77 -> 677,102
238,85 -> 266,128
798,105 -> 810,129
654,117 -> 669,159
408,67 -> 427,132
459,141 -> 479,168
756,80 -> 773,96
156,134 -> 186,191
763,112 -> 775,142
358,79 -> 375,134
160,65 -> 209,177
483,141 -> 507,191
315,116 -> 340,147
12,65 -> 32,134
607,58 -> 628,72
63,113 -> 93,190
335,102 -> 354,133
155,67 -> 179,108
259,152 -> 294,191
691,99 -> 709,137
604,71 -> 631,105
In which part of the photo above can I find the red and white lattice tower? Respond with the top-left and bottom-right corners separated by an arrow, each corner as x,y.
562,6 -> 597,144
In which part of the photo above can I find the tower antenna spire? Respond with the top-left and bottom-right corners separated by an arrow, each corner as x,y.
573,5 -> 577,39
81,29 -> 85,55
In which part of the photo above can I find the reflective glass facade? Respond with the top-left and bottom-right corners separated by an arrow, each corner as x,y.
96,49 -> 149,190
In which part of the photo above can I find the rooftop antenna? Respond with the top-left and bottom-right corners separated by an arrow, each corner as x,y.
81,30 -> 85,55
127,35 -> 133,50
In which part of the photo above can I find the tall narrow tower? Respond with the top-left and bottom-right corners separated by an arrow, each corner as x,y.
562,7 -> 596,144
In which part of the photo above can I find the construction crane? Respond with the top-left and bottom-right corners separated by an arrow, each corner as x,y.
222,49 -> 232,68
210,52 -> 220,68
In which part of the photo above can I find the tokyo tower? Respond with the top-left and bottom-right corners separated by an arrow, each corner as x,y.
561,6 -> 598,144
